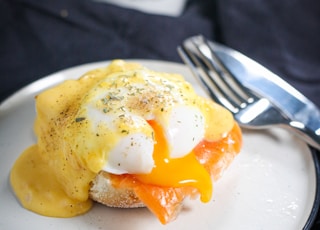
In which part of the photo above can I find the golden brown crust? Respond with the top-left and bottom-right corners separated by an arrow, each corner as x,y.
89,171 -> 145,208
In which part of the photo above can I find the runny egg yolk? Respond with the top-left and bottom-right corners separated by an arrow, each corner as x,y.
135,120 -> 212,203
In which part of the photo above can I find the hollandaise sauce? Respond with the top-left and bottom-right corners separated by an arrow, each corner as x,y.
10,145 -> 93,217
10,60 -> 237,220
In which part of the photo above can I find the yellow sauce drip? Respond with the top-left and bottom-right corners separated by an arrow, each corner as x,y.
10,145 -> 92,217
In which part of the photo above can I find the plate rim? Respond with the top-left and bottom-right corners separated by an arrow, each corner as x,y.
304,147 -> 320,229
1,59 -> 319,229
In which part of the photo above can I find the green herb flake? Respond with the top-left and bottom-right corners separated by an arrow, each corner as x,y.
103,108 -> 110,113
101,98 -> 109,104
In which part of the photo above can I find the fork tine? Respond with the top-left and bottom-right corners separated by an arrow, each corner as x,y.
178,44 -> 243,113
177,46 -> 219,101
197,37 -> 255,102
178,45 -> 239,113
179,36 -> 257,113
192,36 -> 257,106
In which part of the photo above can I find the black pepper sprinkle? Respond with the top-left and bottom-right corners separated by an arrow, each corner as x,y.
75,117 -> 86,122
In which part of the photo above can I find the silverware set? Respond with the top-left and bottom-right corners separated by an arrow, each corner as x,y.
178,35 -> 320,150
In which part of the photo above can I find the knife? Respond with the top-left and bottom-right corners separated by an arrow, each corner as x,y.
180,36 -> 320,147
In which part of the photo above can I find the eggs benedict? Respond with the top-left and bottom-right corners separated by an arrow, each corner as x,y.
10,60 -> 242,224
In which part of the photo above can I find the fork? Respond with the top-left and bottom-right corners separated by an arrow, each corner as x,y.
177,35 -> 320,150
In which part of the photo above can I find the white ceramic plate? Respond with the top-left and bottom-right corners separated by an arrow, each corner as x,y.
0,60 -> 319,230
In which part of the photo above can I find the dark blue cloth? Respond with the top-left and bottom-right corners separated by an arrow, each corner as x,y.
216,0 -> 320,109
0,0 -> 214,101
1,0 -> 320,108
1,0 -> 320,228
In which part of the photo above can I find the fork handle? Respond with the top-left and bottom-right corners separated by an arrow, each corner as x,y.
286,121 -> 320,151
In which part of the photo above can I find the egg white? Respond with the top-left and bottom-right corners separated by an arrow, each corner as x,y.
78,69 -> 206,175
